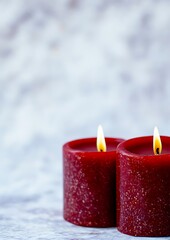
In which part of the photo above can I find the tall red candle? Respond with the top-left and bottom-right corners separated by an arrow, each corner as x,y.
117,136 -> 170,237
63,137 -> 124,227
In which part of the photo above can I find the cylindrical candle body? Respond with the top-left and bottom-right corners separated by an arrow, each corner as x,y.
117,136 -> 170,237
63,137 -> 124,227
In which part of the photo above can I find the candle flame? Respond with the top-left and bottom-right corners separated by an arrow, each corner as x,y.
153,126 -> 162,155
97,125 -> 107,152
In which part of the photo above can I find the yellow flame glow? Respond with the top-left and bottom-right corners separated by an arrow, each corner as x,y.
97,125 -> 107,152
153,126 -> 162,155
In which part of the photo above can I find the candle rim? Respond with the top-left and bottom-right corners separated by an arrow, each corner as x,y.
117,135 -> 170,157
63,137 -> 124,153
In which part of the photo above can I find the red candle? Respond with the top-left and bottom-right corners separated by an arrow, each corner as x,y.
116,131 -> 170,236
63,133 -> 124,227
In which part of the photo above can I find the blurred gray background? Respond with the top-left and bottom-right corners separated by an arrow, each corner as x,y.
1,0 -> 170,239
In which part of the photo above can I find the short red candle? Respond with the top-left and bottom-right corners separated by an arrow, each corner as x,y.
63,137 -> 124,227
117,136 -> 170,237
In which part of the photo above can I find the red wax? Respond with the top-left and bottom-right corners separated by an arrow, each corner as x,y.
117,136 -> 170,237
63,137 -> 124,227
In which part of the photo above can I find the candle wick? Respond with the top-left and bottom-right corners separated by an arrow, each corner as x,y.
100,149 -> 103,152
156,148 -> 160,154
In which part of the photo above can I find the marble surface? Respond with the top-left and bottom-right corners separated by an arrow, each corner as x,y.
0,0 -> 170,239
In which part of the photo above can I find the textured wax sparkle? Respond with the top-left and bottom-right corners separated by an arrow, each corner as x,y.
63,137 -> 124,227
116,136 -> 170,237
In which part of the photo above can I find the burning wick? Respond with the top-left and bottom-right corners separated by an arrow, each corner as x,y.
153,127 -> 162,155
97,125 -> 107,152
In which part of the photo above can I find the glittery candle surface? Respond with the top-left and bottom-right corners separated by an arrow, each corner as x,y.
117,137 -> 170,237
63,138 -> 123,227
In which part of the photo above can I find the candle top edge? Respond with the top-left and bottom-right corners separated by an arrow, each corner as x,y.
117,135 -> 170,157
63,137 -> 124,153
